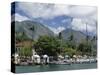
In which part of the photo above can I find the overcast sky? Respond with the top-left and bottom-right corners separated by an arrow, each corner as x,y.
11,2 -> 97,34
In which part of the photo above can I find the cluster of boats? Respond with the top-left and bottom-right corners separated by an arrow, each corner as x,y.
12,53 -> 97,66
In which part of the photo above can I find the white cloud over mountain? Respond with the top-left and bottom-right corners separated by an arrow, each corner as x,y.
17,2 -> 97,20
71,18 -> 97,33
14,2 -> 97,34
48,26 -> 65,34
11,13 -> 30,22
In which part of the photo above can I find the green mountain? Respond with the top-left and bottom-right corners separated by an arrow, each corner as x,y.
60,28 -> 87,43
12,20 -> 55,40
11,20 -> 97,55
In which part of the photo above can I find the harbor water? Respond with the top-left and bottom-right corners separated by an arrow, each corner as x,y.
16,63 -> 97,73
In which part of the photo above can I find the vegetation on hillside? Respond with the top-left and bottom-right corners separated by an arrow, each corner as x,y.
15,32 -> 97,58
14,21 -> 97,58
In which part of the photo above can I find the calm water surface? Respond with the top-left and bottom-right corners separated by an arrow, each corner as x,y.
16,63 -> 97,73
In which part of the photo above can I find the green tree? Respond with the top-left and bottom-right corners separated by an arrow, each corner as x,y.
68,34 -> 74,41
16,32 -> 29,42
77,41 -> 92,55
19,47 -> 32,57
62,47 -> 76,57
91,36 -> 97,56
66,33 -> 76,49
34,36 -> 61,56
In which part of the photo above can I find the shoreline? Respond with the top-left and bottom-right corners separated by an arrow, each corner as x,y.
15,59 -> 97,66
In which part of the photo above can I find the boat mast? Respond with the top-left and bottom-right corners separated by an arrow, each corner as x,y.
91,21 -> 97,56
86,23 -> 88,44
85,22 -> 89,56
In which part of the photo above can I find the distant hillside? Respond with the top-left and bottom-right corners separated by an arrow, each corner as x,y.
60,28 -> 97,44
12,20 -> 55,40
11,20 -> 97,54
60,28 -> 86,43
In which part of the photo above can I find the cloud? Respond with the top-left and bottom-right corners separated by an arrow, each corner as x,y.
48,26 -> 65,34
14,2 -> 97,34
16,3 -> 55,19
69,6 -> 97,19
71,18 -> 97,33
16,2 -> 97,20
11,13 -> 30,22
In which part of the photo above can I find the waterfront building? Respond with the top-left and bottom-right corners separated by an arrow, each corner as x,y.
15,40 -> 33,56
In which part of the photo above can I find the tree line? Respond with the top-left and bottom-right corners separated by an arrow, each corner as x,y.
15,32 -> 97,58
